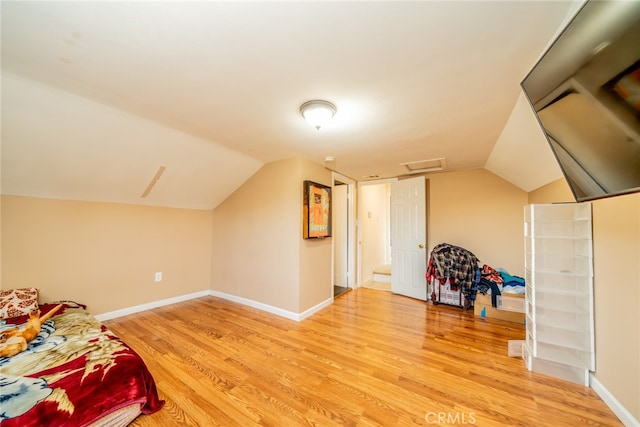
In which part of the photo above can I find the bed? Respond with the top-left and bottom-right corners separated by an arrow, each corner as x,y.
0,292 -> 163,427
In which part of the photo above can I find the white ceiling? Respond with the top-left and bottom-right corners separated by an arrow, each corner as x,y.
1,1 -> 573,209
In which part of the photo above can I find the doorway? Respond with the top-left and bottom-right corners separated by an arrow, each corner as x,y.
357,176 -> 428,300
357,179 -> 394,290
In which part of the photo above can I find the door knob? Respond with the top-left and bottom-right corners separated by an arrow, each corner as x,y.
418,244 -> 425,249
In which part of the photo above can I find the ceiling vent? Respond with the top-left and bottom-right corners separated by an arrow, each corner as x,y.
400,158 -> 446,174
140,166 -> 166,198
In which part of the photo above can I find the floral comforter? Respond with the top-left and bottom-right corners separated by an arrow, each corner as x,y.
0,302 -> 163,426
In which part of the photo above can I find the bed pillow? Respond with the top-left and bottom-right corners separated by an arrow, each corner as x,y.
0,287 -> 39,319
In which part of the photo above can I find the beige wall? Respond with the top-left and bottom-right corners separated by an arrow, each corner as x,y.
427,169 -> 529,276
211,157 -> 332,314
528,179 -> 640,421
527,178 -> 574,204
298,157 -> 333,312
1,195 -> 213,315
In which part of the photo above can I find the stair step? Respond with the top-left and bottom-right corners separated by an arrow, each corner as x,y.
373,272 -> 391,283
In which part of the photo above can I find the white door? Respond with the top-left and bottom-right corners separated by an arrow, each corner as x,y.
391,176 -> 427,300
332,172 -> 356,290
333,183 -> 349,287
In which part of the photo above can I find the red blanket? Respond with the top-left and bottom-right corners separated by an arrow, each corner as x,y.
1,303 -> 163,426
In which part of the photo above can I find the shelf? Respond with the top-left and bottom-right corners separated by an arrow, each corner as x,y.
525,221 -> 592,239
525,203 -> 592,222
534,299 -> 590,314
527,253 -> 593,276
525,268 -> 593,294
532,338 -> 594,370
534,291 -> 591,312
525,236 -> 592,257
532,308 -> 592,333
534,287 -> 591,297
524,203 -> 595,382
528,320 -> 591,350
523,342 -> 590,386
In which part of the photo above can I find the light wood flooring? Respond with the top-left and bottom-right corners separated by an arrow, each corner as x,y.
104,288 -> 622,426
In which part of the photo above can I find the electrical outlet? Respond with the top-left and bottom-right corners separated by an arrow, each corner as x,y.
154,272 -> 163,282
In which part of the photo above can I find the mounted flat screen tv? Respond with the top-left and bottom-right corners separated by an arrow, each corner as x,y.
521,0 -> 640,202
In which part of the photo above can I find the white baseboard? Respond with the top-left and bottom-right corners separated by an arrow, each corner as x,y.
95,289 -> 334,323
95,290 -> 209,322
590,373 -> 639,427
208,290 -> 333,322
297,297 -> 334,321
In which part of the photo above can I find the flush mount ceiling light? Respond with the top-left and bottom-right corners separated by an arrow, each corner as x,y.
300,100 -> 336,130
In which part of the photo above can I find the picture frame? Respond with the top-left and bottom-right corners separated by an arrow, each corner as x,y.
303,180 -> 332,239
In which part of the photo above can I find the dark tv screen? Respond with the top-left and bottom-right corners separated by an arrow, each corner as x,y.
521,0 -> 640,202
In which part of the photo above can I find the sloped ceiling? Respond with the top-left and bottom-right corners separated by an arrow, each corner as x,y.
2,72 -> 262,210
1,1 -> 573,209
485,93 -> 563,192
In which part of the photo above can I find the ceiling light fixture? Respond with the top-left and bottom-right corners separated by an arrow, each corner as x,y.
300,100 -> 336,130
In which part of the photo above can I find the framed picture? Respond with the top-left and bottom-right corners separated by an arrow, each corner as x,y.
303,180 -> 332,239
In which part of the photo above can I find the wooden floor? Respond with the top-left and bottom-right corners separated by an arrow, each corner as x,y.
104,288 -> 622,426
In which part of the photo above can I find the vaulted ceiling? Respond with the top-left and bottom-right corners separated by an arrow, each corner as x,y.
1,1 -> 574,209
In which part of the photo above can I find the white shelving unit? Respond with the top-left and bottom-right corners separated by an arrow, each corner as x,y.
523,203 -> 594,386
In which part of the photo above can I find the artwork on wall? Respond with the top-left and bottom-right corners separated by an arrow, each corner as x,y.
303,180 -> 331,239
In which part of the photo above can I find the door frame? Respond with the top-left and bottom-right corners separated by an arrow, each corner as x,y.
332,172 -> 356,294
